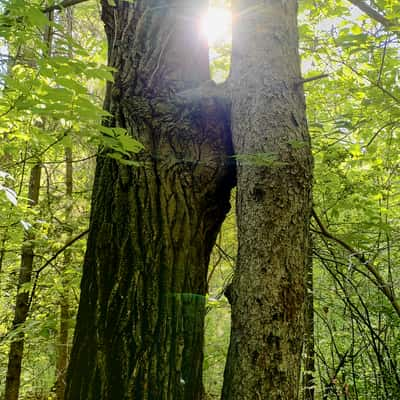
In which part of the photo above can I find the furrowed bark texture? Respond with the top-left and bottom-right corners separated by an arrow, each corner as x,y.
65,1 -> 234,399
222,1 -> 313,399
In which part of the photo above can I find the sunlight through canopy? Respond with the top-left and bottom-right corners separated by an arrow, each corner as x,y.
200,7 -> 232,46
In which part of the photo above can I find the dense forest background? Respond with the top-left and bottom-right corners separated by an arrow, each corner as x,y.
0,0 -> 399,399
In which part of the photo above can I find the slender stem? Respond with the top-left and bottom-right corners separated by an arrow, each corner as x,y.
28,229 -> 89,310
312,208 -> 400,319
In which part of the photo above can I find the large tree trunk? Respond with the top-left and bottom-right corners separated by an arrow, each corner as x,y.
65,1 -> 234,399
222,1 -> 313,399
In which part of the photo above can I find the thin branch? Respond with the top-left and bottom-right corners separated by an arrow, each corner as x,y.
207,253 -> 222,287
43,0 -> 91,13
299,73 -> 329,84
349,64 -> 400,104
214,243 -> 235,262
27,229 -> 89,309
347,0 -> 397,30
365,121 -> 396,148
36,229 -> 88,276
312,208 -> 400,319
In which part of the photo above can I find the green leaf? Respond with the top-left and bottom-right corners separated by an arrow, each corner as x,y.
41,87 -> 75,103
351,25 -> 363,35
288,139 -> 308,149
0,185 -> 18,205
100,126 -> 144,154
85,66 -> 114,82
27,7 -> 49,28
19,282 -> 33,294
107,152 -> 142,166
118,134 -> 144,153
56,77 -> 87,94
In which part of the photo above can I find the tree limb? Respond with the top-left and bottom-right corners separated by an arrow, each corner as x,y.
27,229 -> 89,309
347,0 -> 397,30
299,73 -> 329,85
312,208 -> 400,319
43,0 -> 91,13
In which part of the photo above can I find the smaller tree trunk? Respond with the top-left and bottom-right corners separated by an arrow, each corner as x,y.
55,295 -> 70,400
0,235 -> 7,277
222,1 -> 313,399
54,146 -> 73,400
54,10 -> 74,398
5,164 -> 41,400
303,247 -> 315,400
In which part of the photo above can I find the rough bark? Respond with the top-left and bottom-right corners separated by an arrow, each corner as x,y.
65,1 -> 234,399
4,164 -> 41,400
222,1 -> 313,399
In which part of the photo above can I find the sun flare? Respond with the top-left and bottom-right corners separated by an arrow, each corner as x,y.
200,7 -> 232,45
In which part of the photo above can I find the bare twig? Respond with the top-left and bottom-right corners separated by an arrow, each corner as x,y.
312,208 -> 400,319
27,229 -> 89,309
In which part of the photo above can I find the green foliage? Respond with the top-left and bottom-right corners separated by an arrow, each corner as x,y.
99,126 -> 144,165
0,0 -> 399,398
299,0 -> 400,397
0,1 -> 114,398
0,170 -> 17,205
